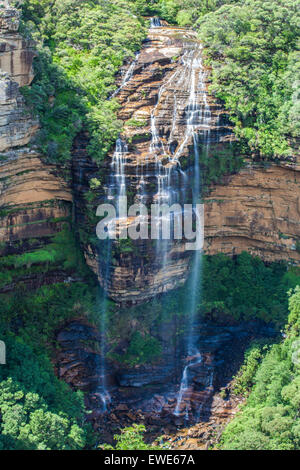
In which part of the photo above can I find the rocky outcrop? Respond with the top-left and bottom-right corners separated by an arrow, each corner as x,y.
0,6 -> 38,151
55,318 -> 276,438
0,151 -> 72,244
79,25 -> 234,304
0,6 -> 72,281
78,23 -> 300,305
0,72 -> 39,151
204,160 -> 300,263
0,7 -> 35,87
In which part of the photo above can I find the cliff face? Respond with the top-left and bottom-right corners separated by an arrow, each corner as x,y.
204,160 -> 300,263
78,25 -> 299,305
0,7 -> 299,300
0,7 -> 72,285
80,25 -> 234,304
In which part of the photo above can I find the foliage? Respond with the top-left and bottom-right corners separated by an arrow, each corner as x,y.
130,0 -> 239,25
197,0 -> 300,159
202,252 -> 300,326
198,141 -> 244,191
16,0 -> 146,163
0,281 -> 98,351
100,424 -> 162,450
0,336 -> 89,450
220,287 -> 300,450
107,253 -> 299,368
232,340 -> 271,396
112,331 -> 162,366
0,225 -> 90,289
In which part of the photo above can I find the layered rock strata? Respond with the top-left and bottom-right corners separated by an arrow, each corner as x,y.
82,25 -> 234,304
0,6 -> 72,284
204,160 -> 300,263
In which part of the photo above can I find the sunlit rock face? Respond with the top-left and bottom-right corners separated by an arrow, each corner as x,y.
204,159 -> 300,263
0,7 -> 36,87
0,6 -> 38,152
85,25 -> 233,304
75,25 -> 300,305
0,6 -> 72,286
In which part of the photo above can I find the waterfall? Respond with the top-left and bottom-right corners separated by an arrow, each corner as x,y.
111,53 -> 140,99
96,137 -> 129,412
95,239 -> 112,412
144,34 -> 212,421
112,137 -> 128,200
98,22 -> 216,419
108,136 -> 128,218
150,17 -> 162,28
174,48 -> 211,421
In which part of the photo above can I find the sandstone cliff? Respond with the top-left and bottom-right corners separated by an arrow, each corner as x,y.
0,7 -> 299,300
77,24 -> 300,305
204,160 -> 300,263
79,25 -> 235,304
0,6 -> 72,285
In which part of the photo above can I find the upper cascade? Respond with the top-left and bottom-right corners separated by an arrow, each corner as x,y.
150,17 -> 162,28
94,23 -> 234,304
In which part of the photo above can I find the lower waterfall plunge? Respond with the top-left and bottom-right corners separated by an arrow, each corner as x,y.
96,236 -> 114,412
174,136 -> 205,419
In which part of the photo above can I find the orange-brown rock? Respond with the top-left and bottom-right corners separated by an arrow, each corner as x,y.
85,24 -> 234,304
204,160 -> 300,263
0,6 -> 72,269
0,6 -> 38,152
0,151 -> 72,244
0,6 -> 36,87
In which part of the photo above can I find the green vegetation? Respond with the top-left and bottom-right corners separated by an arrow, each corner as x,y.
202,252 -> 300,326
2,0 -> 299,451
107,253 -> 300,369
220,287 -> 300,450
232,340 -> 271,396
15,0 -> 146,163
0,267 -> 99,449
126,118 -> 148,128
197,0 -> 300,159
0,225 -> 89,289
0,282 -> 98,350
15,0 -> 299,163
199,142 -> 244,191
100,423 -> 162,450
0,223 -> 99,449
0,337 -> 89,450
111,331 -> 162,366
129,0 -> 239,26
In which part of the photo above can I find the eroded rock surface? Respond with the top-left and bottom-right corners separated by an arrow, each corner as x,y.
0,6 -> 72,289
204,161 -> 300,263
55,318 -> 276,445
81,25 -> 234,304
78,24 -> 300,306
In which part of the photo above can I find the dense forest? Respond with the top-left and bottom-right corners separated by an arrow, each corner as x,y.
0,0 -> 299,451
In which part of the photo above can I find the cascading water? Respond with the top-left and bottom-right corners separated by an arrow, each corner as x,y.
150,17 -> 162,28
98,81 -> 133,412
111,53 -> 140,99
96,21 -> 221,419
109,137 -> 128,212
174,47 -> 212,420
96,251 -> 112,412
